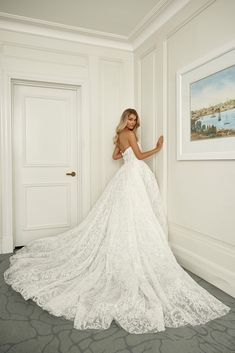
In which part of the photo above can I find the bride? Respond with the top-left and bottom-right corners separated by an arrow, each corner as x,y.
4,108 -> 231,334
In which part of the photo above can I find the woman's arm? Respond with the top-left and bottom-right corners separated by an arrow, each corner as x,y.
112,144 -> 123,160
128,131 -> 163,160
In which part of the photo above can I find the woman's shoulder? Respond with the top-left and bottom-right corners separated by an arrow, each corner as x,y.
119,129 -> 135,138
119,129 -> 128,136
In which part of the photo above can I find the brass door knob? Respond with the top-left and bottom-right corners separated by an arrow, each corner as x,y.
66,171 -> 76,177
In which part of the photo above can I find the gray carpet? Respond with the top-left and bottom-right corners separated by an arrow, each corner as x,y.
0,253 -> 234,353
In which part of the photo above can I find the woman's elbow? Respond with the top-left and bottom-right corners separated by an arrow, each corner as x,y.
136,154 -> 143,160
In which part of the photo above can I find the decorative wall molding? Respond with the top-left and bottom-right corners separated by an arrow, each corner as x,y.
137,46 -> 157,174
99,57 -> 125,190
162,39 -> 168,215
1,41 -> 89,67
166,0 -> 216,39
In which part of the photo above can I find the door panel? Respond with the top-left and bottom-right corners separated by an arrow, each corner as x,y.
12,82 -> 80,246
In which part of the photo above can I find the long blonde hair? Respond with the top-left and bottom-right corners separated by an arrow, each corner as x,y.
113,108 -> 140,145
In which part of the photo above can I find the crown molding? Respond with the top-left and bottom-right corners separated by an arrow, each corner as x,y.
0,12 -> 132,51
130,0 -> 191,49
0,0 -> 191,52
129,0 -> 173,41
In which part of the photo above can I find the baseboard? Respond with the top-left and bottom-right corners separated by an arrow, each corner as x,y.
169,222 -> 235,298
1,236 -> 14,254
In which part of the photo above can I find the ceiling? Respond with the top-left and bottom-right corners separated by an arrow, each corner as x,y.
0,0 -> 171,36
0,0 -> 189,48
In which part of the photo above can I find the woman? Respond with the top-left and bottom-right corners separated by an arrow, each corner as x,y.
112,108 -> 163,161
4,108 -> 230,334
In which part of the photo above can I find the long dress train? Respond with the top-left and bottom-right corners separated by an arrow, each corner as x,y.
4,142 -> 231,334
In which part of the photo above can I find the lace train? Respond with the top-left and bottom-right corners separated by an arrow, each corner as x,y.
4,144 -> 231,334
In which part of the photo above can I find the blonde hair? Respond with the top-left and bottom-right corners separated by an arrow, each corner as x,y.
113,108 -> 140,145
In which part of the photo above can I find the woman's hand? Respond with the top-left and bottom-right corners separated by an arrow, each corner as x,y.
156,135 -> 164,152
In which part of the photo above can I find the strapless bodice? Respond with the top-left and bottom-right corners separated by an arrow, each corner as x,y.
121,142 -> 142,163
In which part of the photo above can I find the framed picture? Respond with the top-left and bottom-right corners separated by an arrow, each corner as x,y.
176,41 -> 235,160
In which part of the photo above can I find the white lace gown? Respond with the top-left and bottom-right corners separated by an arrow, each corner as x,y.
4,143 -> 231,334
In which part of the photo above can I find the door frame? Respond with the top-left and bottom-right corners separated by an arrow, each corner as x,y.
0,70 -> 91,254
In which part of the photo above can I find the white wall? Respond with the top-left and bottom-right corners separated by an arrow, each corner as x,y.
1,1 -> 234,298
134,0 -> 235,297
0,28 -> 133,253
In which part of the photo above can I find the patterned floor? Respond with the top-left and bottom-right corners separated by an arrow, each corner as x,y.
0,253 -> 234,353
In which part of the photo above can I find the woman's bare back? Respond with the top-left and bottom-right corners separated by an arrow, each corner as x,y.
117,130 -> 137,153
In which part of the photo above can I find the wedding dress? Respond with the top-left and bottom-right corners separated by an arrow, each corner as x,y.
4,142 -> 231,334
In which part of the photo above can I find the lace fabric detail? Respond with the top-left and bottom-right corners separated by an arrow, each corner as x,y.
4,143 -> 231,334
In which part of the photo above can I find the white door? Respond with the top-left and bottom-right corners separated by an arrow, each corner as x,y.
12,81 -> 80,247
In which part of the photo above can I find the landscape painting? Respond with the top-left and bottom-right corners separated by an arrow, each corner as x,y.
190,64 -> 235,141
